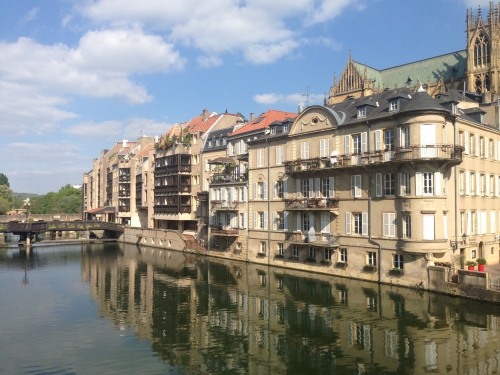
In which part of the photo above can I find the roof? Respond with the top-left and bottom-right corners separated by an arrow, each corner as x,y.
353,50 -> 467,89
203,126 -> 235,152
229,109 -> 298,137
208,157 -> 236,164
134,144 -> 154,158
87,206 -> 116,214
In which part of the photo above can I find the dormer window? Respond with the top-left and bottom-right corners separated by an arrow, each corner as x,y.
283,124 -> 289,133
389,99 -> 399,112
270,127 -> 276,135
215,138 -> 220,146
480,114 -> 485,124
358,106 -> 366,119
208,140 -> 213,147
451,103 -> 458,115
223,138 -> 227,145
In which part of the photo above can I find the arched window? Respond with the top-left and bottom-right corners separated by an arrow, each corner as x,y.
474,73 -> 491,94
474,33 -> 490,67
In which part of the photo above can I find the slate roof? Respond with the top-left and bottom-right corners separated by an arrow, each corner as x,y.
229,109 -> 298,137
353,50 -> 467,89
203,126 -> 235,152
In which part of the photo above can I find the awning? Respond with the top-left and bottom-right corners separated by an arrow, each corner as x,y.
208,157 -> 236,165
86,206 -> 116,214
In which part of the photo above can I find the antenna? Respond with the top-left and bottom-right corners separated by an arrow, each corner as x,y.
302,85 -> 311,108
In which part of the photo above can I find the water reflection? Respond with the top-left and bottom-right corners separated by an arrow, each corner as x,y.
76,243 -> 500,375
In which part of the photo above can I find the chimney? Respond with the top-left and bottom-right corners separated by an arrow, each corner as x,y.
123,139 -> 128,148
250,113 -> 255,121
203,108 -> 208,121
298,103 -> 304,113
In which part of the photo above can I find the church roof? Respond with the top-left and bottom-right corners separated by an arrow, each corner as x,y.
353,50 -> 467,89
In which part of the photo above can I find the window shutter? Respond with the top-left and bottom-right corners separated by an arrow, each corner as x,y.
375,130 -> 382,151
362,212 -> 368,235
485,137 -> 489,158
476,174 -> 480,197
482,211 -> 487,234
475,134 -> 479,157
344,135 -> 350,155
376,173 -> 382,197
296,179 -> 301,199
222,188 -> 227,206
496,175 -> 499,197
264,211 -> 268,230
272,211 -> 277,230
345,212 -> 351,234
361,132 -> 367,152
254,211 -> 257,229
228,188 -> 233,206
443,215 -> 448,239
398,127 -> 403,148
478,211 -> 482,235
415,172 -> 423,196
383,213 -> 389,236
210,188 -> 215,201
315,178 -> 320,198
465,171 -> 470,195
309,213 -> 315,232
243,186 -> 247,202
283,180 -> 288,199
466,212 -> 471,235
434,172 -> 441,196
329,177 -> 335,198
283,211 -> 288,231
242,213 -> 246,228
272,181 -> 277,199
297,213 -> 301,231
464,132 -> 469,154
253,182 -> 257,200
263,182 -> 268,199
308,178 -> 314,198
320,139 -> 325,158
390,213 -> 395,237
491,210 -> 496,233
356,175 -> 361,197
351,175 -> 355,197
321,212 -> 329,233
398,173 -> 402,196
487,177 -> 491,196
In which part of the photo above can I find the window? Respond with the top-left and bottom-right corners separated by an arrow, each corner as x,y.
470,133 -> 475,155
270,127 -> 276,135
213,238 -> 219,248
340,248 -> 347,263
459,131 -> 464,148
208,140 -> 213,147
402,215 -> 411,238
256,212 -> 266,229
240,213 -> 246,228
401,173 -> 410,195
276,212 -> 285,230
354,213 -> 363,234
480,174 -> 485,196
490,175 -> 494,196
472,250 -> 477,259
276,181 -> 284,199
260,241 -> 266,254
384,129 -> 395,151
257,149 -> 264,167
358,106 -> 366,118
283,124 -> 289,133
352,134 -> 362,154
459,171 -> 465,195
277,243 -> 284,256
320,139 -> 329,158
292,245 -> 299,259
389,99 -> 399,112
470,172 -> 476,195
383,213 -> 396,237
303,179 -> 311,198
303,212 -> 310,232
423,172 -> 433,195
460,212 -> 465,235
394,254 -> 403,269
256,182 -> 267,200
215,138 -> 220,146
300,142 -> 309,159
346,212 -> 367,235
351,175 -> 362,198
422,215 -> 435,240
321,178 -> 331,198
480,137 -> 485,157
367,251 -> 377,266
308,247 -> 316,259
400,127 -> 410,148
324,248 -> 333,261
275,146 -> 284,165
385,174 -> 395,196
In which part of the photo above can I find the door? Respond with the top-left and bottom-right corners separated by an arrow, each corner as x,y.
420,124 -> 436,158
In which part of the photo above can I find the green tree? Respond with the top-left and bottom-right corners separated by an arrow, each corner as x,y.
0,173 -> 9,187
29,185 -> 82,214
0,185 -> 14,206
0,197 -> 10,214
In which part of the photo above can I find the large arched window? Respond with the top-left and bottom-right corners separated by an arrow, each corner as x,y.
474,73 -> 491,94
474,32 -> 491,67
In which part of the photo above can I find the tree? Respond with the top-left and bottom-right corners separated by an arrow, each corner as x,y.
0,173 -> 9,187
0,185 -> 14,206
0,197 -> 9,214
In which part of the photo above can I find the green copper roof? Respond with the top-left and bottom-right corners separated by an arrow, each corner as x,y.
353,50 -> 467,89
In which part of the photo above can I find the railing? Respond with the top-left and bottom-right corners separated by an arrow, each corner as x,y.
210,174 -> 248,184
119,175 -> 131,182
118,206 -> 130,212
119,191 -> 130,197
285,231 -> 340,245
284,198 -> 338,210
166,164 -> 191,173
210,226 -> 239,236
284,145 -> 464,173
211,200 -> 240,209
197,191 -> 209,201
180,204 -> 191,213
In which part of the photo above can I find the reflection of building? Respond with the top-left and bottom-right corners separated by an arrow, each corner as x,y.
81,243 -> 500,374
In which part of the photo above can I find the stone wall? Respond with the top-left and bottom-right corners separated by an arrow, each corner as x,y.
0,214 -> 82,222
120,226 -> 185,251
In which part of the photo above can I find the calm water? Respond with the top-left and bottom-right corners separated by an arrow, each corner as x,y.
1,243 -> 500,375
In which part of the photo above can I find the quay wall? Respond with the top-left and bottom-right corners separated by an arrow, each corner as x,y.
0,214 -> 82,222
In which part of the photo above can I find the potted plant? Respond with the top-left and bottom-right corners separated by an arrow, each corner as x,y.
466,261 -> 476,270
321,259 -> 332,265
363,264 -> 376,273
389,267 -> 404,276
476,258 -> 487,272
336,261 -> 347,269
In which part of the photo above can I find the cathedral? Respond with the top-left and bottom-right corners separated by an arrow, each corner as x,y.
329,4 -> 500,105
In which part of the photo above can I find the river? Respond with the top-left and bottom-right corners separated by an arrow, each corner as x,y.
0,242 -> 499,374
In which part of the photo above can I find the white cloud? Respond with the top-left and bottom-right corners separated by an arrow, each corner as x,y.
254,92 -> 324,105
461,0 -> 490,7
253,93 -> 284,104
0,142 -> 86,164
197,55 -> 223,68
64,120 -> 123,139
22,7 -> 39,23
122,118 -> 172,140
78,0 -> 359,64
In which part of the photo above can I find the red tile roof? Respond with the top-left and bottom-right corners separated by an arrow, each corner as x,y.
134,144 -> 154,158
229,109 -> 298,136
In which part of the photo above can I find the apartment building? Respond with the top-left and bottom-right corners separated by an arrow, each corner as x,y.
246,86 -> 500,286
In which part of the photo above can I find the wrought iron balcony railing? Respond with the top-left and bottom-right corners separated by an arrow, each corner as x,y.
284,198 -> 338,210
285,231 -> 340,246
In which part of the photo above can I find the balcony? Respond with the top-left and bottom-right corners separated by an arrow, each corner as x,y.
119,190 -> 130,197
197,191 -> 209,201
284,145 -> 464,174
210,225 -> 240,236
118,206 -> 130,213
211,200 -> 240,211
284,198 -> 338,211
285,231 -> 340,247
210,173 -> 248,185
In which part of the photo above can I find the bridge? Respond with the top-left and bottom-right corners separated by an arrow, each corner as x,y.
0,221 -> 124,245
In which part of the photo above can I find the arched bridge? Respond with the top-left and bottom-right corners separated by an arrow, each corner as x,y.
0,221 -> 124,235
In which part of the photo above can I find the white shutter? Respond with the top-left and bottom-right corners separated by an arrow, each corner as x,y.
390,213 -> 395,237
466,212 -> 471,235
496,175 -> 499,197
398,127 -> 403,148
434,172 -> 441,196
361,132 -> 367,152
476,174 -> 480,197
415,172 -> 423,196
253,182 -> 257,200
491,210 -> 496,233
297,213 -> 301,231
351,175 -> 356,197
272,181 -> 277,199
272,211 -> 277,230
263,182 -> 268,200
283,180 -> 288,199
320,139 -> 326,158
465,171 -> 470,195
362,212 -> 368,235
376,173 -> 382,197
222,188 -> 227,206
264,211 -> 268,230
477,212 -> 482,234
464,132 -> 469,154
228,187 -> 234,205
383,213 -> 389,236
210,188 -> 215,201
344,135 -> 350,155
345,212 -> 351,234
321,212 -> 329,233
443,215 -> 448,239
309,213 -> 315,232
375,130 -> 382,151
383,213 -> 395,237
243,186 -> 247,202
485,137 -> 489,158
329,177 -> 335,198
487,177 -> 491,196
482,211 -> 487,234
315,178 -> 320,198
236,141 -> 241,155
308,178 -> 314,198
296,179 -> 301,199
253,211 -> 257,229
283,211 -> 288,231
398,173 -> 402,196
475,134 -> 479,157
242,213 -> 246,228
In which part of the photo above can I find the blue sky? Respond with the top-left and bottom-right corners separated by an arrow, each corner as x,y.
0,0 -> 486,194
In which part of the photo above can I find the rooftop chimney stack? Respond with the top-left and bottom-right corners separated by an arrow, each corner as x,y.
123,139 -> 128,148
203,108 -> 208,121
250,113 -> 255,121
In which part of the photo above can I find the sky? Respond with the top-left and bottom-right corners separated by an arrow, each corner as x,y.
0,0 -> 488,194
